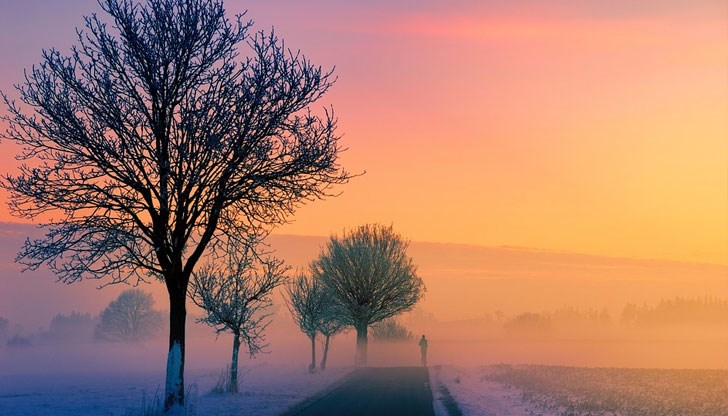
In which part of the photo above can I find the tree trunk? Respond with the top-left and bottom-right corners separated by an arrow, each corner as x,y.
309,334 -> 317,373
320,334 -> 331,371
230,335 -> 240,394
355,324 -> 368,367
164,288 -> 186,413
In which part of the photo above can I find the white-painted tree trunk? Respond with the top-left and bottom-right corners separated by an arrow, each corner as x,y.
165,341 -> 184,415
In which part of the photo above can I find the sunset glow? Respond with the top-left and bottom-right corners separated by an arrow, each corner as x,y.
0,2 -> 727,415
1,0 -> 726,265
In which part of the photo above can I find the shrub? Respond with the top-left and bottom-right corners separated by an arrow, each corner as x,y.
372,318 -> 413,342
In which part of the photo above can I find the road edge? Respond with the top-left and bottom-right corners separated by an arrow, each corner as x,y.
278,368 -> 360,416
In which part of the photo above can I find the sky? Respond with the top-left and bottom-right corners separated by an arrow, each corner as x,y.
0,0 -> 726,265
0,2 -> 727,380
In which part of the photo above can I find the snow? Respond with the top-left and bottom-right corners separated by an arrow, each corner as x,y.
0,363 -> 353,416
431,365 -> 553,416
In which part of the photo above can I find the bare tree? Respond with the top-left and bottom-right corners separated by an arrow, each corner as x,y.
284,272 -> 327,373
312,224 -> 424,366
189,238 -> 287,393
0,0 -> 348,411
317,298 -> 346,371
95,289 -> 164,342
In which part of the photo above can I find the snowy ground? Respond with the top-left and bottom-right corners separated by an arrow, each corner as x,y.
431,364 -> 728,416
0,364 -> 353,416
431,365 -> 552,416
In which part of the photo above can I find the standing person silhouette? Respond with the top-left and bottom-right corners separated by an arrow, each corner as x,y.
418,335 -> 428,366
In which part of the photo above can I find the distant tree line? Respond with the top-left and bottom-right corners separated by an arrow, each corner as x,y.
621,297 -> 728,326
500,307 -> 611,335
440,296 -> 728,337
0,290 -> 165,348
47,311 -> 97,341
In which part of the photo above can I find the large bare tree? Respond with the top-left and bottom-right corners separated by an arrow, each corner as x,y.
312,224 -> 424,366
189,238 -> 287,393
0,0 -> 348,411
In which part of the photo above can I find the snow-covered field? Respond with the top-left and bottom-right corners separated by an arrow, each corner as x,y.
5,336 -> 726,416
432,364 -> 728,416
431,365 -> 546,416
0,364 -> 352,416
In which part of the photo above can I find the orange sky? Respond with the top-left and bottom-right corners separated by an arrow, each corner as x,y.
0,0 -> 726,264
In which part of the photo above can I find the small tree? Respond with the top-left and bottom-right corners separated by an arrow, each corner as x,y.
285,272 -> 326,373
189,239 -> 287,393
317,299 -> 346,371
371,317 -> 413,342
95,289 -> 164,342
1,0 -> 348,410
312,224 -> 424,366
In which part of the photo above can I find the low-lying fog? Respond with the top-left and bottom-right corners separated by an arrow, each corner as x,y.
1,226 -> 727,376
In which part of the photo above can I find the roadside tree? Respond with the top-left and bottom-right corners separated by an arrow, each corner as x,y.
285,272 -> 327,373
189,238 -> 287,393
0,0 -> 348,410
317,301 -> 346,371
312,224 -> 424,366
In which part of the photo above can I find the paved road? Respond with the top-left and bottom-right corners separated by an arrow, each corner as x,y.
285,367 -> 435,416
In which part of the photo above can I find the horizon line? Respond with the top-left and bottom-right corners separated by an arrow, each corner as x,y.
0,220 -> 724,268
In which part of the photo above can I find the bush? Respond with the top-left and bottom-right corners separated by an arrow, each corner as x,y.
372,318 -> 413,342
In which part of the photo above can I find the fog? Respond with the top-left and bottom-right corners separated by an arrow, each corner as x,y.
1,224 -> 727,377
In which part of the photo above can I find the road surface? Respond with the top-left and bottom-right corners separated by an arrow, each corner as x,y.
284,367 -> 436,416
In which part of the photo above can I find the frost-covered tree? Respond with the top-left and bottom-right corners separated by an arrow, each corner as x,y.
285,272 -> 327,373
312,224 -> 424,366
95,289 -> 164,342
189,239 -> 287,393
0,0 -> 348,411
